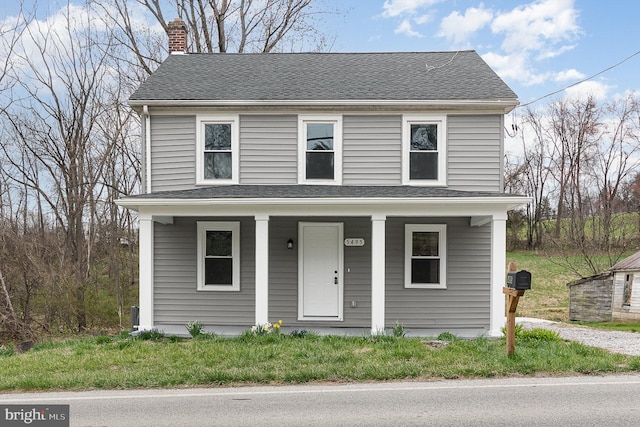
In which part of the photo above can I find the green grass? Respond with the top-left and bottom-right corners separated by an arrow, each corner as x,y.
573,322 -> 640,333
0,331 -> 639,392
506,251 -> 576,321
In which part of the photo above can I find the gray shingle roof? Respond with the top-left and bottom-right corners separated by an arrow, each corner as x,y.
124,185 -> 522,200
611,251 -> 640,271
130,51 -> 517,103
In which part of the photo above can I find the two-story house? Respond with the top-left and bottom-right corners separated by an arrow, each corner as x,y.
117,18 -> 528,337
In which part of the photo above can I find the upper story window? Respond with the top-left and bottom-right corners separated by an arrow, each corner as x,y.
298,115 -> 342,184
402,115 -> 447,186
404,224 -> 447,289
196,115 -> 239,185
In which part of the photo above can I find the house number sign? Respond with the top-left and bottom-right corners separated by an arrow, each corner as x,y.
344,238 -> 365,247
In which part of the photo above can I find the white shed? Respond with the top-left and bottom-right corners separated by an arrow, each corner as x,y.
611,251 -> 640,321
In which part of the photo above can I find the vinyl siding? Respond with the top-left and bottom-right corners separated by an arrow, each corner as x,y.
268,217 -> 372,327
385,217 -> 491,329
343,115 -> 402,185
154,217 -> 255,326
149,115 -> 196,192
447,115 -> 502,192
240,115 -> 298,184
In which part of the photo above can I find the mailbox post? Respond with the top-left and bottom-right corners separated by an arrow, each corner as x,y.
503,263 -> 531,356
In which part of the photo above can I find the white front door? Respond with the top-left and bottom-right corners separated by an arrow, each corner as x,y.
298,222 -> 344,320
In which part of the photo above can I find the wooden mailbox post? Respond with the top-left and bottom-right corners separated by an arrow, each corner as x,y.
503,261 -> 530,356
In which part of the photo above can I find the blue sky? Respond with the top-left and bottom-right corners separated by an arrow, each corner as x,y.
324,0 -> 640,107
1,0 -> 638,108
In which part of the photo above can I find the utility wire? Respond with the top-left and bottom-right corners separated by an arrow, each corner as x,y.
517,49 -> 640,109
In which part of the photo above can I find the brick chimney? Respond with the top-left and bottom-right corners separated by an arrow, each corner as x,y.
167,18 -> 188,54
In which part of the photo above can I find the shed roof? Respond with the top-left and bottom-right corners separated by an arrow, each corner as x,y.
129,51 -> 518,105
611,251 -> 640,271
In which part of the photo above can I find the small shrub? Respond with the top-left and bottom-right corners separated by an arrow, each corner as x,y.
0,345 -> 14,357
249,320 -> 283,336
290,329 -> 313,338
186,320 -> 204,338
518,328 -> 562,342
136,329 -> 165,341
437,332 -> 457,342
392,321 -> 407,338
94,335 -> 113,345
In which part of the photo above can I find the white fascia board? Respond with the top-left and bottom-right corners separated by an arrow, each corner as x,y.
129,98 -> 520,113
116,196 -> 530,217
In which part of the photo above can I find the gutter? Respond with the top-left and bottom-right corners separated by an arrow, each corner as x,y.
143,105 -> 152,193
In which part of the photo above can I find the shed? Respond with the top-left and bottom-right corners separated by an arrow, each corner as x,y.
567,251 -> 640,322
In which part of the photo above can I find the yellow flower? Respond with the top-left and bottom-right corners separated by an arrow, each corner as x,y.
278,320 -> 283,325
274,323 -> 280,329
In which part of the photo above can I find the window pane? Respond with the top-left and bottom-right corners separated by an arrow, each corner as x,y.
206,231 -> 232,256
204,152 -> 232,179
205,123 -> 231,150
411,259 -> 439,284
306,152 -> 334,179
410,152 -> 438,180
205,258 -> 233,285
412,232 -> 439,256
307,123 -> 334,151
410,124 -> 437,151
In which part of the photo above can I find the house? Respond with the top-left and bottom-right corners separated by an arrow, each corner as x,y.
568,250 -> 640,322
116,18 -> 529,337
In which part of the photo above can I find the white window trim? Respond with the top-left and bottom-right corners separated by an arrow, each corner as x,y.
196,115 -> 239,185
402,114 -> 447,186
404,224 -> 447,289
298,114 -> 343,185
197,221 -> 240,291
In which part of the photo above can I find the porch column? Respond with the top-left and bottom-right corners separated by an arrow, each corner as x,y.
371,214 -> 386,334
489,213 -> 507,337
138,214 -> 154,330
255,214 -> 270,325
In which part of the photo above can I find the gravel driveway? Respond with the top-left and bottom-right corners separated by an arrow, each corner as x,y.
516,317 -> 640,356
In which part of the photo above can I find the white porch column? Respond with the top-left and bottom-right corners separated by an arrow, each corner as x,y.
489,213 -> 507,337
371,214 -> 386,334
138,214 -> 154,330
255,214 -> 270,325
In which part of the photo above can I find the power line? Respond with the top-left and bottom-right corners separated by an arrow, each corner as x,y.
517,49 -> 640,109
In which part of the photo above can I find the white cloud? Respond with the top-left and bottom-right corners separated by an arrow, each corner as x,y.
554,68 -> 585,82
491,0 -> 580,53
564,80 -> 612,101
414,14 -> 433,25
438,6 -> 493,46
537,44 -> 576,60
382,0 -> 443,18
394,19 -> 423,38
482,51 -> 550,86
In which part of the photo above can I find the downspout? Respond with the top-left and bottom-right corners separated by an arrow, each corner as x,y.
143,105 -> 152,193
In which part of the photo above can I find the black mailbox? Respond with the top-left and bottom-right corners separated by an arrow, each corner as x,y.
507,270 -> 531,290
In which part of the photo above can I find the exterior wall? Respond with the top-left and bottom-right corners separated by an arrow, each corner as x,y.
240,115 -> 298,184
342,115 -> 402,185
147,113 -> 504,192
149,115 -> 196,192
612,270 -> 640,320
153,215 -> 493,332
385,217 -> 492,329
153,217 -> 255,326
568,278 -> 613,322
447,115 -> 502,192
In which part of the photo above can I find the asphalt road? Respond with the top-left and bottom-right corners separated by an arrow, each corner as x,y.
3,375 -> 640,426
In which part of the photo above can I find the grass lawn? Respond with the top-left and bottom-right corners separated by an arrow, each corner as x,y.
1,330 -> 640,392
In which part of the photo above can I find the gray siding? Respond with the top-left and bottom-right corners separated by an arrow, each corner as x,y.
343,115 -> 402,185
268,217 -> 372,327
447,115 -> 502,192
385,217 -> 492,329
240,115 -> 298,184
154,217 -> 255,326
150,115 -> 196,192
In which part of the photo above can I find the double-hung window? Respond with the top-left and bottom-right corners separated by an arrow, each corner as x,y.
196,115 -> 239,184
197,221 -> 240,291
298,115 -> 342,184
402,115 -> 446,186
405,224 -> 447,289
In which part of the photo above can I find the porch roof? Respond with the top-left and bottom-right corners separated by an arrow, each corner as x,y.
117,185 -> 529,212
123,185 -> 523,199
